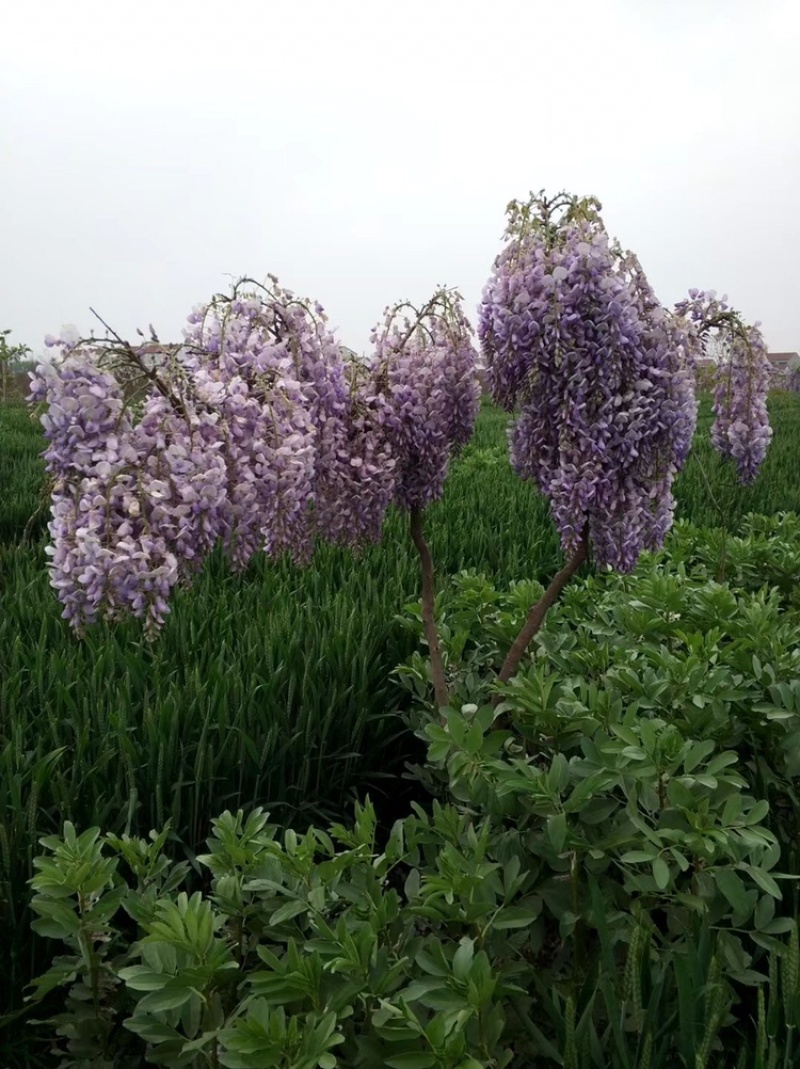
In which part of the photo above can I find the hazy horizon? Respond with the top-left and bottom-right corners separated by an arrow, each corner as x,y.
2,0 -> 798,358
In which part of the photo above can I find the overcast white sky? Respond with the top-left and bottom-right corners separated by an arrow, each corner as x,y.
2,0 -> 798,357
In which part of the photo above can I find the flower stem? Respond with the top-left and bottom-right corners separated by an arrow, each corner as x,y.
495,534 -> 588,692
409,508 -> 449,711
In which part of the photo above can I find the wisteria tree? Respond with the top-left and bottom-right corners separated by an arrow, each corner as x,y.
674,288 -> 772,484
479,190 -> 698,685
28,279 -> 479,692
368,292 -> 480,707
31,281 -> 381,634
27,206 -> 771,710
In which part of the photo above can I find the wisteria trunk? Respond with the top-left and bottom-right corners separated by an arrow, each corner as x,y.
495,535 -> 589,694
409,508 -> 449,711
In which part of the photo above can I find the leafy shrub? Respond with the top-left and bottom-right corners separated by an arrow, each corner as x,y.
24,521 -> 800,1066
26,799 -> 800,1068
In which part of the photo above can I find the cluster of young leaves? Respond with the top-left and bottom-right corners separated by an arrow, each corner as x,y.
28,800 -> 534,1068
25,775 -> 800,1068
397,519 -> 800,953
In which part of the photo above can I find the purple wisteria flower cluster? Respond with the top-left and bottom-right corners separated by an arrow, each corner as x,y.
29,279 -> 479,636
674,288 -> 772,484
30,347 -> 230,634
370,292 -> 481,513
479,192 -> 698,572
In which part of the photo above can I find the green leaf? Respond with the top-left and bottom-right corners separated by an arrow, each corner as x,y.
547,753 -> 569,794
386,1054 -> 437,1069
715,868 -> 751,917
546,812 -> 567,854
137,985 -> 194,1013
577,798 -> 619,825
706,751 -> 739,775
452,938 -> 474,981
492,903 -> 541,930
415,948 -> 449,978
683,739 -> 716,772
754,894 -> 775,930
269,899 -> 308,926
760,918 -> 796,935
666,778 -> 695,809
745,800 -> 770,825
740,864 -> 782,900
404,868 -> 421,900
652,857 -> 670,891
118,966 -> 169,991
620,850 -> 656,863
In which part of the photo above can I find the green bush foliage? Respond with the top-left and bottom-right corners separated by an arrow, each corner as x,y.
4,396 -> 800,1063
21,519 -> 800,1066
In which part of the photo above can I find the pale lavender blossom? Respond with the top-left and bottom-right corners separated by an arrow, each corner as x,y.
369,291 -> 480,513
479,193 -> 697,572
675,290 -> 772,484
30,277 -> 414,636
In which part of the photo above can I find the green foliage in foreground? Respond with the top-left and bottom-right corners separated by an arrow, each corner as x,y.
21,518 -> 800,1066
1,401 -> 560,1047
26,804 -> 800,1069
3,394 -> 800,1063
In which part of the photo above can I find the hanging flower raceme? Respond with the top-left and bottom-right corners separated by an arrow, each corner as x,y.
312,356 -> 398,550
30,282 -> 329,634
182,285 -> 320,567
29,336 -> 232,634
674,289 -> 772,484
479,191 -> 697,572
29,275 -> 406,637
29,350 -> 130,478
369,290 -> 481,512
615,250 -> 699,550
185,279 -> 398,555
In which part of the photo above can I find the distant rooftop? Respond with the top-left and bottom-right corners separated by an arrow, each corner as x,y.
768,351 -> 799,366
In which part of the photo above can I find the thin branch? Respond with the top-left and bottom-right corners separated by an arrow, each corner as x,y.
494,532 -> 589,699
88,308 -> 189,421
88,306 -> 129,347
409,508 -> 449,712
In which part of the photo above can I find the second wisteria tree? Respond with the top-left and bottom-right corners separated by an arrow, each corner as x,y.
477,192 -> 772,687
478,192 -> 700,683
675,288 -> 772,484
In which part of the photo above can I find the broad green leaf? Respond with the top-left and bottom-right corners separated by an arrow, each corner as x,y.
620,850 -> 656,863
137,985 -> 194,1013
386,1054 -> 437,1069
546,813 -> 568,854
739,864 -> 782,899
714,868 -> 751,918
269,899 -> 308,926
652,857 -> 670,891
452,938 -> 474,982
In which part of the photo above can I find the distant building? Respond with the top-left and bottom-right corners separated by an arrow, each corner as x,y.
768,351 -> 799,371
